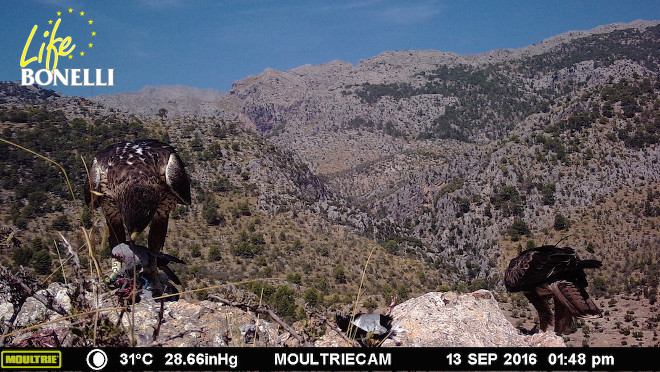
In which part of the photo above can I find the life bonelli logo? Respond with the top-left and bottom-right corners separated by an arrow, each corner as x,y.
20,7 -> 114,87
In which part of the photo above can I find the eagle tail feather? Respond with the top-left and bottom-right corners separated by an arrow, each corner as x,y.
154,251 -> 185,265
550,280 -> 601,318
553,297 -> 574,335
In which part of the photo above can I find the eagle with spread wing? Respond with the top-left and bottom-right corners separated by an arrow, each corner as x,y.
504,245 -> 602,334
84,140 -> 191,286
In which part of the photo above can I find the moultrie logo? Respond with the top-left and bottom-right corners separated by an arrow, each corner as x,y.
1,350 -> 62,369
20,7 -> 114,87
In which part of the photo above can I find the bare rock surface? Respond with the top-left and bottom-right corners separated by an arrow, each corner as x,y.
315,290 -> 565,347
2,283 -> 563,347
91,85 -> 233,119
0,282 -> 284,347
386,291 -> 565,347
109,299 -> 282,347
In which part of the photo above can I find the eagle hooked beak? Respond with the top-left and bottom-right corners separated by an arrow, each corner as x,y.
130,232 -> 139,244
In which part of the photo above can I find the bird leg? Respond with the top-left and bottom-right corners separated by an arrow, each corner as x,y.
147,213 -> 170,298
524,290 -> 554,332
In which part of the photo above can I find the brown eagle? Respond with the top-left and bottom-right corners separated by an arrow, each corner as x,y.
504,245 -> 602,334
84,140 -> 191,284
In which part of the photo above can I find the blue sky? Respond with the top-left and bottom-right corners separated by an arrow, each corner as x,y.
1,0 -> 659,97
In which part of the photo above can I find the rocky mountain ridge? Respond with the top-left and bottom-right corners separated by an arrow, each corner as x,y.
203,20 -> 660,290
92,85 -> 232,119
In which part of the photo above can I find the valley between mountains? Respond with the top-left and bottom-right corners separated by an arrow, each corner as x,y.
1,20 -> 659,346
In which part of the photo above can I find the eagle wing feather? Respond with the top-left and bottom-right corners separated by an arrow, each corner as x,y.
164,153 -> 191,205
505,246 -> 581,291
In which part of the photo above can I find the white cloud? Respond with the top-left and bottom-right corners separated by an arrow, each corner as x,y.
377,1 -> 442,25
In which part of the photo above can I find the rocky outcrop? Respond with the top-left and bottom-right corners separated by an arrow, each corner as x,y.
109,298 -> 283,347
316,291 -> 565,347
0,282 -> 286,347
92,85 -> 233,119
1,283 -> 563,347
0,82 -> 61,103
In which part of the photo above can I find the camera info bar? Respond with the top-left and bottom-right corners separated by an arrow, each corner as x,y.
0,347 -> 654,371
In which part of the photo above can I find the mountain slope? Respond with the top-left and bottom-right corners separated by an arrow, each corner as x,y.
220,20 -> 660,290
0,84 -> 440,323
227,21 -> 658,166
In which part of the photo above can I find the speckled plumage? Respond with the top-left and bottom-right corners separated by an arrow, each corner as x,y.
84,140 -> 191,256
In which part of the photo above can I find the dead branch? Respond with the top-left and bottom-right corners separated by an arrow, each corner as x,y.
0,264 -> 69,346
153,299 -> 165,341
0,264 -> 69,317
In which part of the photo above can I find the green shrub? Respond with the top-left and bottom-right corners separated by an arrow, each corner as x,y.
208,243 -> 222,261
303,288 -> 321,307
31,249 -> 52,274
553,213 -> 571,231
12,246 -> 34,266
509,218 -> 530,241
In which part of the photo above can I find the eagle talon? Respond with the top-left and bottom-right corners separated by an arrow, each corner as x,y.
130,232 -> 139,245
